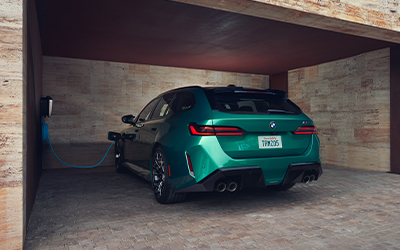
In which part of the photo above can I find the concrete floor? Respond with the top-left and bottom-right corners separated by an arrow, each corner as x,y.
24,165 -> 400,250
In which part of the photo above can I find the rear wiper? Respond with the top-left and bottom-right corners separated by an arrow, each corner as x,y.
267,109 -> 294,114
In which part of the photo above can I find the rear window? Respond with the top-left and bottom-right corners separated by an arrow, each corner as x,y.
205,90 -> 302,115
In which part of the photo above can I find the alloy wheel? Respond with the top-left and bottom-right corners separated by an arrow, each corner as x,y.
152,150 -> 166,198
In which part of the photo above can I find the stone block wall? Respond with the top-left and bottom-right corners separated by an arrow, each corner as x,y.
339,0 -> 400,15
42,56 -> 269,169
0,0 -> 23,249
255,0 -> 400,30
288,48 -> 390,172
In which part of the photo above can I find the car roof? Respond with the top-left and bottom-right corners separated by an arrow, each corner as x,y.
158,85 -> 288,97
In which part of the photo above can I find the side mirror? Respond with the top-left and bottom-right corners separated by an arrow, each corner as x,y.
108,131 -> 121,141
122,115 -> 135,124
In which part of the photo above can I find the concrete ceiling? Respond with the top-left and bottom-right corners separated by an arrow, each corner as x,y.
36,0 -> 396,75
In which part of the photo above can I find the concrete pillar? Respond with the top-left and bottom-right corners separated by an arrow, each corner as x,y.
390,46 -> 400,174
0,0 -> 24,248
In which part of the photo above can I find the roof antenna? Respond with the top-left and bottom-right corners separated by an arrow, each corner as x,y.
227,84 -> 236,87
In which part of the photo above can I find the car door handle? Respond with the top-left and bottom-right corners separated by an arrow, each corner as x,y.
135,129 -> 139,132
151,128 -> 157,131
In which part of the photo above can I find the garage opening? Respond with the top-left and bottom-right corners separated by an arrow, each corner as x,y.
21,0 -> 400,248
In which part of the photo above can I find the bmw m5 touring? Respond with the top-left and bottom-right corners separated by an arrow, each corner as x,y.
108,85 -> 322,204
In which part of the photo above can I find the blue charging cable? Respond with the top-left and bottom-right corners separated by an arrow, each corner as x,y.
42,118 -> 115,169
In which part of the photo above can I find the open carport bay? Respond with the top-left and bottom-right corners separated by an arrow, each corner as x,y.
3,0 -> 400,248
24,165 -> 400,250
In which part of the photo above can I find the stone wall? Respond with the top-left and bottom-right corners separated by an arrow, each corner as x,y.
288,48 -> 390,172
339,0 -> 400,15
254,0 -> 400,30
42,56 -> 269,169
0,0 -> 23,249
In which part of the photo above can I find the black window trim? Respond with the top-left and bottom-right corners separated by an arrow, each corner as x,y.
149,93 -> 177,121
135,97 -> 161,124
171,91 -> 196,115
203,88 -> 302,115
135,89 -> 197,124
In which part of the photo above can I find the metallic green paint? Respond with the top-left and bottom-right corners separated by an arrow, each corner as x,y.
211,111 -> 314,159
115,86 -> 320,192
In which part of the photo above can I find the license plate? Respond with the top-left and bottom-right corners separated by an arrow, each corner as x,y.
258,136 -> 282,149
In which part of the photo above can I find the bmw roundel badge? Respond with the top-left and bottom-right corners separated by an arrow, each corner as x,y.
270,121 -> 276,129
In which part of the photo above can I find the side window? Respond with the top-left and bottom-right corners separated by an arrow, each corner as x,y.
137,98 -> 159,123
173,92 -> 195,113
151,93 -> 176,120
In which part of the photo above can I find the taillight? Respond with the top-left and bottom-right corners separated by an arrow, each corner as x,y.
188,123 -> 245,136
292,126 -> 317,135
186,153 -> 195,177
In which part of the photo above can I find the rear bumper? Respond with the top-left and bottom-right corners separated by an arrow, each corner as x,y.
175,162 -> 322,193
168,134 -> 320,191
175,166 -> 264,193
281,162 -> 322,186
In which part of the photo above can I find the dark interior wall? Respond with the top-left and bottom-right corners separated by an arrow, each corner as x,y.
24,0 -> 43,237
390,46 -> 400,174
270,72 -> 288,92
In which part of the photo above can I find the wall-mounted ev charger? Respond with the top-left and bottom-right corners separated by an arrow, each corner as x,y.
40,96 -> 53,117
41,97 -> 115,169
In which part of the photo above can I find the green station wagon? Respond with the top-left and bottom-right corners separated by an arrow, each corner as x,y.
108,85 -> 322,204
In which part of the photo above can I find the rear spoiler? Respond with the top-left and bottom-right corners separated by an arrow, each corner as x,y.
210,86 -> 287,98
264,89 -> 288,97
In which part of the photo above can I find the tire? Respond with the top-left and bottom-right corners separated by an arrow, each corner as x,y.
151,146 -> 186,204
267,183 -> 295,191
115,141 -> 127,173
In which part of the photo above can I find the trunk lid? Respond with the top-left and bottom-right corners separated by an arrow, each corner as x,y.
203,87 -> 315,159
212,111 -> 313,159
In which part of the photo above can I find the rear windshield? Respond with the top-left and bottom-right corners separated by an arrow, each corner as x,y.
205,90 -> 302,115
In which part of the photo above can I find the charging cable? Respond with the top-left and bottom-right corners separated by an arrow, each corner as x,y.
42,118 -> 115,169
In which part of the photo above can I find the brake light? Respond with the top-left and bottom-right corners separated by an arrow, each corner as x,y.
186,153 -> 195,177
189,125 -> 215,136
189,123 -> 245,136
293,126 -> 317,134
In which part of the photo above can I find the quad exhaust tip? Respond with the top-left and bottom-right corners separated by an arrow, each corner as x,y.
215,182 -> 226,192
215,182 -> 238,192
303,175 -> 316,184
226,182 -> 238,192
